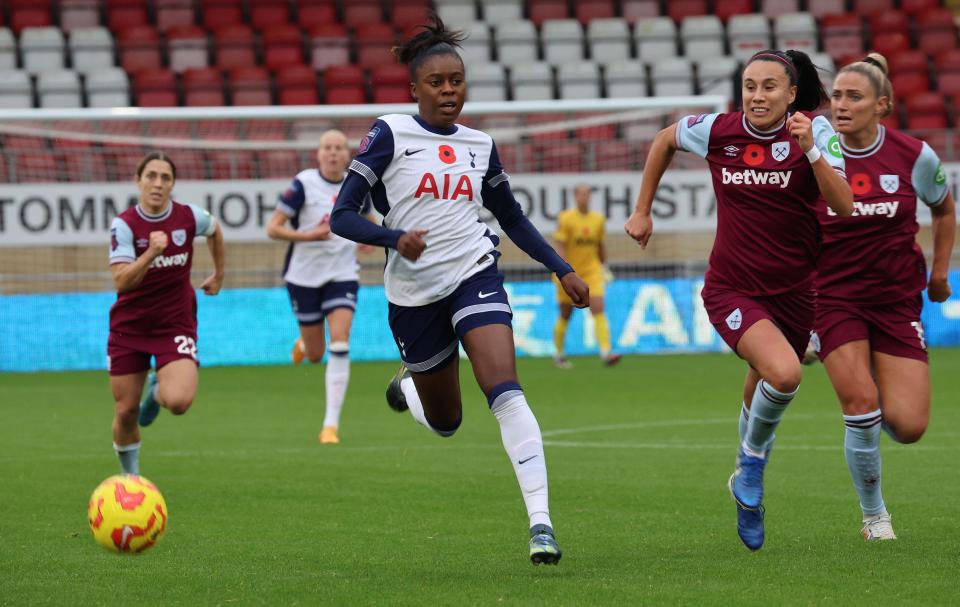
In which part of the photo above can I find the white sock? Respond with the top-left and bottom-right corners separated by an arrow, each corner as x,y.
743,380 -> 797,456
323,342 -> 350,428
738,401 -> 749,442
844,410 -> 886,516
400,376 -> 457,437
114,441 -> 140,475
490,387 -> 551,529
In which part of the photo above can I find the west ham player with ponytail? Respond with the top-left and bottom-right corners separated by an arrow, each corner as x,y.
108,151 -> 225,476
625,50 -> 854,550
816,53 -> 956,541
331,18 -> 588,565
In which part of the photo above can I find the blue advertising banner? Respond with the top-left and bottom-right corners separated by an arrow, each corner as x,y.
3,272 -> 960,372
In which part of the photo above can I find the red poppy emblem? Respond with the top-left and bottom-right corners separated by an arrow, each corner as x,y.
850,173 -> 872,196
438,145 -> 456,164
743,144 -> 765,167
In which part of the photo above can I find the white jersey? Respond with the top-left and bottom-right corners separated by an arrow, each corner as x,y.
277,169 -> 366,288
350,114 -> 503,306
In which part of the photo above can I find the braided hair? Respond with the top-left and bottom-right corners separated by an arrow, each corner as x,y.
392,16 -> 466,80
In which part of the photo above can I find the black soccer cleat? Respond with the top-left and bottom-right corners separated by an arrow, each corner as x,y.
386,363 -> 410,413
529,524 -> 562,565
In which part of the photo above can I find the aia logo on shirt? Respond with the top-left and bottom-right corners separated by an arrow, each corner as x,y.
414,172 -> 475,202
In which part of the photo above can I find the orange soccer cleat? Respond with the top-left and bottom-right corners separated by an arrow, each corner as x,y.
319,426 -> 339,444
291,337 -> 305,364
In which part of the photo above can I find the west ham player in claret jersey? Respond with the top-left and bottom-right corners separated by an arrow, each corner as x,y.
330,18 -> 589,565
108,152 -> 225,475
266,129 -> 374,446
625,50 -> 854,550
816,54 -> 956,541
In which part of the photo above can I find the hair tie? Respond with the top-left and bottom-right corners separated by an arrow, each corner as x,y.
862,56 -> 884,71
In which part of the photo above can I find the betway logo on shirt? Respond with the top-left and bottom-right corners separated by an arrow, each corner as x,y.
827,200 -> 900,218
721,167 -> 793,189
414,173 -> 475,202
150,252 -> 190,268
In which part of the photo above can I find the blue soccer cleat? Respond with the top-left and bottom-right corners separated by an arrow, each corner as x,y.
385,364 -> 409,413
529,524 -> 562,565
138,372 -> 161,427
731,447 -> 767,509
729,473 -> 765,551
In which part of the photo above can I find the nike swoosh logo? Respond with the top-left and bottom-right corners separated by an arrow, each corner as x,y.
518,455 -> 538,465
404,148 -> 425,156
478,291 -> 498,299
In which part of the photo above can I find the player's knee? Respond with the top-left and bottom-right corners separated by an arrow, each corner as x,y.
423,404 -> 462,437
765,364 -> 801,394
886,416 -> 928,444
164,394 -> 193,415
429,413 -> 462,438
840,388 -> 880,416
116,405 -> 138,428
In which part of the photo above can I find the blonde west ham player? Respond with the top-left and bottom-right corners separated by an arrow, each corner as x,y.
625,50 -> 854,551
266,129 -> 373,445
816,54 -> 956,541
330,18 -> 588,565
552,184 -> 621,368
108,152 -> 225,475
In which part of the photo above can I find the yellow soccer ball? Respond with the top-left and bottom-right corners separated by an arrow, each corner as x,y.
88,475 -> 168,553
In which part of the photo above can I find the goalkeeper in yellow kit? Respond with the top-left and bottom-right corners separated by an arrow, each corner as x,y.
552,184 -> 622,368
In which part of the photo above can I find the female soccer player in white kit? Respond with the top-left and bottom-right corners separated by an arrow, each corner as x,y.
266,129 -> 372,445
331,18 -> 589,565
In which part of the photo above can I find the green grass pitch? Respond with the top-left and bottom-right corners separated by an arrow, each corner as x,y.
2,350 -> 959,605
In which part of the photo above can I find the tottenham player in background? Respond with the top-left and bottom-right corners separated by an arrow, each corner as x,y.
815,53 -> 956,541
108,152 -> 225,475
626,50 -> 854,551
330,18 -> 588,565
267,129 -> 374,445
552,184 -> 621,368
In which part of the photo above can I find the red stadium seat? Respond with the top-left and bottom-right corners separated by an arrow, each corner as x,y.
106,0 -> 149,34
936,48 -> 960,73
202,0 -> 244,32
229,66 -> 273,105
250,1 -> 292,31
528,114 -> 568,142
905,92 -> 948,129
11,7 -> 53,34
888,50 -> 928,76
938,72 -> 960,97
536,142 -> 584,173
262,25 -> 305,70
343,1 -> 384,28
869,11 -> 908,37
854,0 -> 894,15
715,0 -> 755,23
183,67 -> 225,106
276,64 -> 319,104
821,13 -> 864,62
880,112 -> 902,130
530,0 -> 570,26
372,86 -> 412,103
354,24 -> 397,70
891,71 -> 931,96
916,9 -> 959,55
298,3 -> 337,29
324,64 -> 365,88
621,0 -> 660,23
575,0 -> 615,24
807,0 -> 845,19
214,24 -> 257,71
134,69 -> 179,107
16,153 -> 58,182
325,87 -> 366,104
391,5 -> 432,34
899,0 -> 940,16
871,32 -> 910,58
155,0 -> 197,33
310,23 -> 351,69
668,0 -> 708,22
370,64 -> 409,87
118,26 -> 163,73
258,150 -> 300,178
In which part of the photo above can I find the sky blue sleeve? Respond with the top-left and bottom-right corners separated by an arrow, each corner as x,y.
912,142 -> 949,207
189,204 -> 217,236
277,179 -> 305,217
674,113 -> 720,158
109,217 -> 135,264
812,115 -> 845,175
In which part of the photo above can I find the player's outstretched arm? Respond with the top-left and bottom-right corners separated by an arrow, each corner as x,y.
626,124 -> 679,249
929,192 -> 956,302
112,230 -> 167,293
200,223 -> 225,296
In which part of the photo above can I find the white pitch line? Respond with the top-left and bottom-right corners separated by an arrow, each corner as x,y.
543,440 -> 959,452
540,413 -> 831,438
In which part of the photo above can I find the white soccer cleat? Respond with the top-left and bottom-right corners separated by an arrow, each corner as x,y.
861,512 -> 897,541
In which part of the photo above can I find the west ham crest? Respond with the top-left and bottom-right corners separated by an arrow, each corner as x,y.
879,174 -> 899,194
172,229 -> 187,246
771,141 -> 790,162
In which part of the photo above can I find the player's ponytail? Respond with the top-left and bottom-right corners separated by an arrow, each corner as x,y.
746,50 -> 828,112
837,52 -> 894,118
135,151 -> 177,180
784,50 -> 829,111
392,15 -> 466,80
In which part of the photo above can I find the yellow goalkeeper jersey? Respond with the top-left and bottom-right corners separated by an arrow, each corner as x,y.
554,209 -> 605,275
